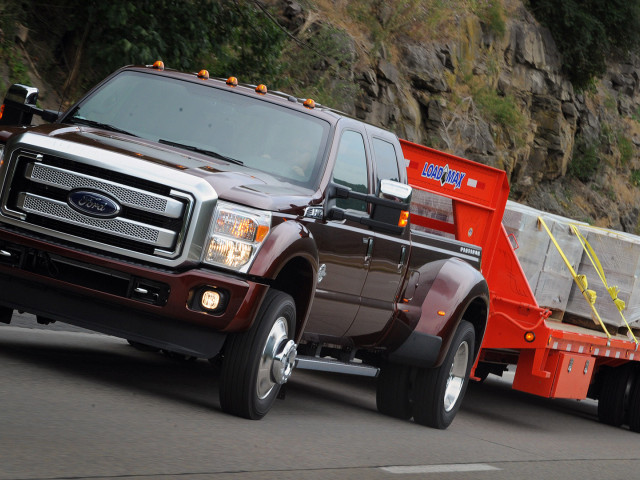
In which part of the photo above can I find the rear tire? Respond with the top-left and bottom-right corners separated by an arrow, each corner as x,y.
219,289 -> 296,420
628,368 -> 640,432
412,320 -> 475,429
597,365 -> 632,427
376,361 -> 412,420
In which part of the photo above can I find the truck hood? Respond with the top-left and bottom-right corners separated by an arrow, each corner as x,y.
16,125 -> 318,213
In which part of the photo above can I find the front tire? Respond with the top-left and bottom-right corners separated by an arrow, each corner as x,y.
219,289 -> 297,420
412,320 -> 475,429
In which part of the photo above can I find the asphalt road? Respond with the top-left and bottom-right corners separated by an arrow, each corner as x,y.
1,313 -> 639,480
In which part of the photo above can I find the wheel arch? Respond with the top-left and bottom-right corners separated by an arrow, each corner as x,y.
387,257 -> 489,368
249,219 -> 319,340
271,256 -> 316,340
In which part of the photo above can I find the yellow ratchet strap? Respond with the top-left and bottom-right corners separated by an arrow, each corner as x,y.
538,217 -> 611,339
570,224 -> 638,344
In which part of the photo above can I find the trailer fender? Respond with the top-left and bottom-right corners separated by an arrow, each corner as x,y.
389,257 -> 489,368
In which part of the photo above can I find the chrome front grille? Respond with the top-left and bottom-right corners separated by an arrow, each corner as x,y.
17,193 -> 176,248
1,146 -> 198,261
25,163 -> 183,217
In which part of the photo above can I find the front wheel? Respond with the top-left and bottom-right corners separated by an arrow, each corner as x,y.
412,320 -> 475,429
219,289 -> 297,420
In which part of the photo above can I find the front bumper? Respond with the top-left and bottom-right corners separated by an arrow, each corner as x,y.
0,228 -> 269,358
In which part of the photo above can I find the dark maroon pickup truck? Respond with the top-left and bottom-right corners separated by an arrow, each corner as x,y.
0,64 -> 488,428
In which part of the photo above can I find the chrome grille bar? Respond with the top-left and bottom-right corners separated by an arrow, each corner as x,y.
17,192 -> 177,249
25,162 -> 184,218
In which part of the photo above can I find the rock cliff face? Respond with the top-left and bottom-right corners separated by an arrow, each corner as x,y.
275,0 -> 640,232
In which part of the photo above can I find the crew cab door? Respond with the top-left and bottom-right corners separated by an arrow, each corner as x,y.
344,130 -> 410,340
303,125 -> 374,337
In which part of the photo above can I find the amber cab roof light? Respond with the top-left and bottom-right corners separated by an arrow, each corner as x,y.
152,60 -> 165,70
197,69 -> 210,80
226,77 -> 238,87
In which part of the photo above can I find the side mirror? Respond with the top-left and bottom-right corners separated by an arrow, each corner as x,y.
0,84 -> 59,126
370,180 -> 412,229
326,180 -> 411,235
0,84 -> 39,125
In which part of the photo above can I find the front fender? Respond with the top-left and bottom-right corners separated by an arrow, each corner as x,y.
249,219 -> 318,280
248,219 -> 319,339
389,257 -> 488,368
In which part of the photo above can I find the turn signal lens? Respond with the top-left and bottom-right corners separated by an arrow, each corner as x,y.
398,210 -> 410,228
437,310 -> 446,316
524,331 -> 536,342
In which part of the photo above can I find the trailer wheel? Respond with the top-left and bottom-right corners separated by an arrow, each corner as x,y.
412,320 -> 475,429
627,368 -> 640,432
219,289 -> 297,420
376,361 -> 412,420
597,365 -> 632,427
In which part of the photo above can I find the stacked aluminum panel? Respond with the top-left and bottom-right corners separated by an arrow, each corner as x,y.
503,201 -> 640,331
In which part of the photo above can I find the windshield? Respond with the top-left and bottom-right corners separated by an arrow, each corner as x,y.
67,70 -> 331,188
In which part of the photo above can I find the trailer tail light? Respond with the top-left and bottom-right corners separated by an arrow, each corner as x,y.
398,210 -> 410,228
524,331 -> 535,342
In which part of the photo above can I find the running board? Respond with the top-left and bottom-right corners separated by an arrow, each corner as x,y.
295,355 -> 379,377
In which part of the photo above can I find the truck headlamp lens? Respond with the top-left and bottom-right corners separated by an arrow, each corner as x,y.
204,201 -> 271,271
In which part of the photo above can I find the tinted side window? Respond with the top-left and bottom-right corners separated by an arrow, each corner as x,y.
333,130 -> 368,212
372,138 -> 400,193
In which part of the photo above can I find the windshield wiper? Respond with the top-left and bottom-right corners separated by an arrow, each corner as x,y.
69,117 -> 138,137
158,139 -> 243,165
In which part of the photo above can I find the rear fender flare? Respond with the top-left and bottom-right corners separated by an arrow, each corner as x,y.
398,257 -> 488,367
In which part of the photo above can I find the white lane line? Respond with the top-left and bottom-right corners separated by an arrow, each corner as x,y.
381,463 -> 500,474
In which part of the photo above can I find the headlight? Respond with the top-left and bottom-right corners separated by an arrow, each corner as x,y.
203,201 -> 271,272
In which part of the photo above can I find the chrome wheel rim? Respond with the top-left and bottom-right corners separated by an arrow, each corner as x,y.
256,317 -> 291,400
444,340 -> 469,412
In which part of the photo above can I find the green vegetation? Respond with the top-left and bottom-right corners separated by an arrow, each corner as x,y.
280,24 -> 360,111
5,0 -> 287,97
346,0 -> 450,53
631,169 -> 640,187
618,135 -> 634,166
473,87 -> 526,145
568,136 -> 601,182
528,0 -> 640,89
471,0 -> 506,37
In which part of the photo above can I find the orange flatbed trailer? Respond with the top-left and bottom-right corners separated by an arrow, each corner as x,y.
401,138 -> 640,431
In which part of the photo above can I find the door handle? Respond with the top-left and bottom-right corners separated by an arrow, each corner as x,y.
363,237 -> 374,264
398,245 -> 407,270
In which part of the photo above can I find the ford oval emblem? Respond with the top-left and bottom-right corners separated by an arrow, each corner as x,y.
67,190 -> 121,218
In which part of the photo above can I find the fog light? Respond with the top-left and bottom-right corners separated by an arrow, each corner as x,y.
201,290 -> 221,310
